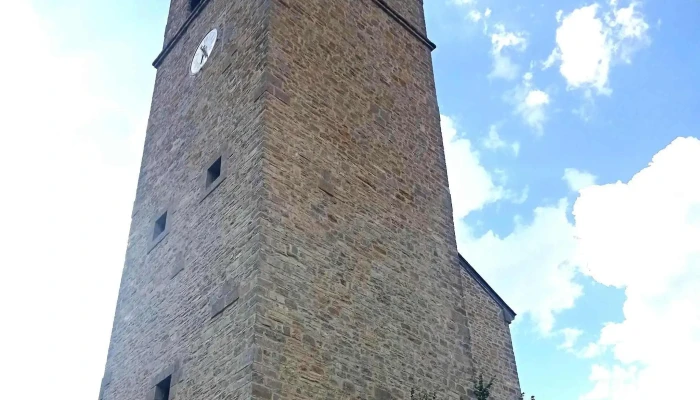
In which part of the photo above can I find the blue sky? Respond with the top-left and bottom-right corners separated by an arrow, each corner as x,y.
429,0 -> 700,398
1,1 -> 698,399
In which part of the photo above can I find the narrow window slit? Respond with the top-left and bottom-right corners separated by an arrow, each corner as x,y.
153,212 -> 168,240
154,375 -> 172,400
206,157 -> 222,188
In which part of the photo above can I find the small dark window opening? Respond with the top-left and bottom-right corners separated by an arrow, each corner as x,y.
153,212 -> 168,240
190,0 -> 203,11
154,376 -> 172,400
206,157 -> 222,187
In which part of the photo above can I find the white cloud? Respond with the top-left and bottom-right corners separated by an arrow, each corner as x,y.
608,1 -> 651,48
573,137 -> 700,399
450,0 -> 489,22
482,125 -> 520,156
448,3 -> 525,80
457,136 -> 700,400
465,5 -> 492,33
509,72 -> 551,133
491,54 -> 521,81
559,328 -> 585,350
441,116 -> 528,220
491,24 -> 527,52
564,168 -> 598,192
468,10 -> 483,22
581,364 -> 641,400
544,1 -> 650,95
441,115 -> 506,219
481,125 -> 520,156
489,24 -> 528,81
556,9 -> 564,22
483,125 -> 507,149
0,3 -> 149,400
525,90 -> 550,107
456,199 -> 582,334
579,342 -> 606,359
511,142 -> 521,156
544,5 -> 611,93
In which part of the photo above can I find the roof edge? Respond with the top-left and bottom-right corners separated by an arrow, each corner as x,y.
153,0 -> 213,68
370,0 -> 437,51
458,253 -> 517,324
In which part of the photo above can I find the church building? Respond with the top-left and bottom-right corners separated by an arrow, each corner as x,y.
99,1 -> 521,399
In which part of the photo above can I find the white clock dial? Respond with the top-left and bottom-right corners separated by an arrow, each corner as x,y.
191,29 -> 218,75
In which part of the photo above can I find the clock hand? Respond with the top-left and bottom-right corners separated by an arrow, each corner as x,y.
199,44 -> 209,63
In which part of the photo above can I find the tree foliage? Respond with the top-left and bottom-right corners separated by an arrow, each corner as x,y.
410,387 -> 437,400
409,372 -> 536,400
473,374 -> 495,400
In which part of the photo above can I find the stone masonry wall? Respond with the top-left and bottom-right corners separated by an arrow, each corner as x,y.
461,269 -> 521,400
252,0 -> 475,399
163,0 -> 190,48
383,0 -> 427,34
103,1 -> 522,400
100,1 -> 270,400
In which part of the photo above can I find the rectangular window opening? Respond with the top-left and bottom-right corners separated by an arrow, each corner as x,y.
153,212 -> 168,240
206,157 -> 222,187
190,0 -> 202,11
154,375 -> 172,400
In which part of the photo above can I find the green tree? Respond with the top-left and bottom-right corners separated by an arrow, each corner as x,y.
410,372 -> 535,400
410,387 -> 437,400
473,374 -> 495,400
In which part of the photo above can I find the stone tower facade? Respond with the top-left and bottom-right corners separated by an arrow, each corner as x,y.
99,1 -> 521,400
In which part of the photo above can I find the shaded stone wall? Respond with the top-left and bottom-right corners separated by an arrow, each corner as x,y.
251,0 -> 473,399
383,0 -> 427,34
461,269 -> 521,400
102,1 -> 521,400
100,1 -> 270,399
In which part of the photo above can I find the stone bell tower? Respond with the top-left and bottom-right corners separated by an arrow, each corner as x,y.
99,1 -> 521,399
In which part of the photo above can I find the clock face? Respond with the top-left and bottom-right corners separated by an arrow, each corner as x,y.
191,29 -> 218,75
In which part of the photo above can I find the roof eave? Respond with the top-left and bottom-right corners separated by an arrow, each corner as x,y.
458,253 -> 517,324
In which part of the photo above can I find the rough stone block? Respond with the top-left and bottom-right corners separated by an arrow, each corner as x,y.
210,280 -> 240,318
